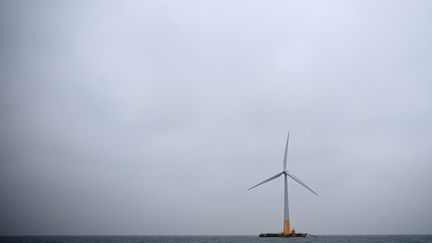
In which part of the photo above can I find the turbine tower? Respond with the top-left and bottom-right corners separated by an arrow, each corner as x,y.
249,132 -> 318,236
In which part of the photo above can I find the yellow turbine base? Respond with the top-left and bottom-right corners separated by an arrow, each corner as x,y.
283,219 -> 291,234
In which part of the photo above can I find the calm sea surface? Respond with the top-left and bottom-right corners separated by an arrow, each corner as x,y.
1,235 -> 431,243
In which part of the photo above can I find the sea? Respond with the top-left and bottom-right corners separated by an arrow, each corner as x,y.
1,235 -> 431,243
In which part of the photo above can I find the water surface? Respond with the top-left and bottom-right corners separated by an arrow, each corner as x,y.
1,235 -> 431,243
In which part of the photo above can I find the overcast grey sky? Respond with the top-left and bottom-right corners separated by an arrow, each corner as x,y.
1,0 -> 432,235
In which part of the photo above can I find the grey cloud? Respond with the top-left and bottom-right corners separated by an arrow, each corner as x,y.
1,0 -> 431,235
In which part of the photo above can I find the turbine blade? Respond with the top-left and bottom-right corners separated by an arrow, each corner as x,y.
248,172 -> 284,190
283,132 -> 290,170
286,172 -> 319,196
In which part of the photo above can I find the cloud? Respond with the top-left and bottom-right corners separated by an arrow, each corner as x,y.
1,0 -> 432,235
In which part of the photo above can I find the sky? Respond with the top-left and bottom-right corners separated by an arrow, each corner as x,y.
1,0 -> 432,235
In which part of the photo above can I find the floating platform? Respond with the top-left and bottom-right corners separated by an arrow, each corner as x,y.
259,232 -> 307,238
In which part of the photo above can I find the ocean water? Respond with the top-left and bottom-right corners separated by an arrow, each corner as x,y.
1,235 -> 431,243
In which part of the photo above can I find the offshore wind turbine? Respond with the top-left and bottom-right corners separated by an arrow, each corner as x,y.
249,132 -> 318,237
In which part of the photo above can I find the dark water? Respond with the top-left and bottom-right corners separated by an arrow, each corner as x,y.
1,235 -> 431,243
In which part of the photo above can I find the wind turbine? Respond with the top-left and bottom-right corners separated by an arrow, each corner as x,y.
249,132 -> 318,236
